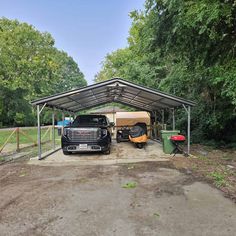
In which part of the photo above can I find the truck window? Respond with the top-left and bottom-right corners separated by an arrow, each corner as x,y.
72,116 -> 107,126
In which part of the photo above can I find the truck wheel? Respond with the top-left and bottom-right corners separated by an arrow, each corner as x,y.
63,150 -> 71,155
103,148 -> 111,155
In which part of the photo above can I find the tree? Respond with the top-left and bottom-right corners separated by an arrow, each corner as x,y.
0,18 -> 86,126
95,0 -> 236,144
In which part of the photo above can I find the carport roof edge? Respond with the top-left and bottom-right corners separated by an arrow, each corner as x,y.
31,78 -> 196,112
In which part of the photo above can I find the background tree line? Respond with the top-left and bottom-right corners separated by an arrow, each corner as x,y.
0,18 -> 87,127
95,0 -> 236,146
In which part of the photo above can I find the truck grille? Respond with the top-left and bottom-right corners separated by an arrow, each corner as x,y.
67,128 -> 100,142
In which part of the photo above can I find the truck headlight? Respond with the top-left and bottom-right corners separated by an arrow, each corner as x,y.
63,128 -> 68,136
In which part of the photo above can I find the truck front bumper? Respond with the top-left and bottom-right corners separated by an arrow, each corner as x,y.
61,136 -> 111,152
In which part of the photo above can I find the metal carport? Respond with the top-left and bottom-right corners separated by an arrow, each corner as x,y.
31,78 -> 196,159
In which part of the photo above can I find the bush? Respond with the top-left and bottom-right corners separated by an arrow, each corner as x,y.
14,113 -> 26,126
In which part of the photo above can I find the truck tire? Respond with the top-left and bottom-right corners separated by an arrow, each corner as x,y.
103,148 -> 111,155
63,150 -> 71,155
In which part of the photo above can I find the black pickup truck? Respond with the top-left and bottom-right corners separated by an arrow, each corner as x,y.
61,114 -> 113,155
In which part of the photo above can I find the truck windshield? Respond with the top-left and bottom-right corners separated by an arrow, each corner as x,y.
72,116 -> 107,126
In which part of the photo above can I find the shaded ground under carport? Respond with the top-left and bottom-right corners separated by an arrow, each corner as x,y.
29,140 -> 169,166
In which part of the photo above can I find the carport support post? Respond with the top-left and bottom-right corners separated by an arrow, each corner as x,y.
62,112 -> 65,136
37,103 -> 46,160
37,105 -> 41,160
187,106 -> 191,155
172,108 -> 175,130
183,105 -> 191,155
52,109 -> 55,150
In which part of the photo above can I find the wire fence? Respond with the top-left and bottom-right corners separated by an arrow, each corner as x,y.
0,126 -> 60,156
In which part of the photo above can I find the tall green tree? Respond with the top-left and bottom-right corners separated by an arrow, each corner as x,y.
0,18 -> 86,126
96,0 -> 236,144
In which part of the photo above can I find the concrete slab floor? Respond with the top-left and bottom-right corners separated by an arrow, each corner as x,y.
29,140 -> 170,166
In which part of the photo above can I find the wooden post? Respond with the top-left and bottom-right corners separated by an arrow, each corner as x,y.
49,126 -> 51,141
16,127 -> 20,152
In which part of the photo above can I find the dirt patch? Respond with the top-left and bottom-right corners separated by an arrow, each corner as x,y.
154,183 -> 184,197
170,145 -> 236,203
117,161 -> 174,177
0,161 -> 236,236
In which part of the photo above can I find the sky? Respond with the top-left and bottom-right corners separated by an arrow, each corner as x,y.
0,0 -> 145,85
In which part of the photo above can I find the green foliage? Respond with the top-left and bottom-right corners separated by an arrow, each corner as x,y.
95,0 -> 236,145
95,48 -> 133,82
208,171 -> 226,187
122,181 -> 137,189
0,18 -> 86,127
14,113 -> 26,126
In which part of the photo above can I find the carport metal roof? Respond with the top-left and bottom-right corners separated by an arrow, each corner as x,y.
31,78 -> 195,113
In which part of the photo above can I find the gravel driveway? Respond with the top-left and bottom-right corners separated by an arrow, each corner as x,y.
0,160 -> 235,236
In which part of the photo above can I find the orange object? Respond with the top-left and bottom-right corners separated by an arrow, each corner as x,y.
129,134 -> 148,143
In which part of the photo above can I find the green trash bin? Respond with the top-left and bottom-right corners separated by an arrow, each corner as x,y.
160,130 -> 180,154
